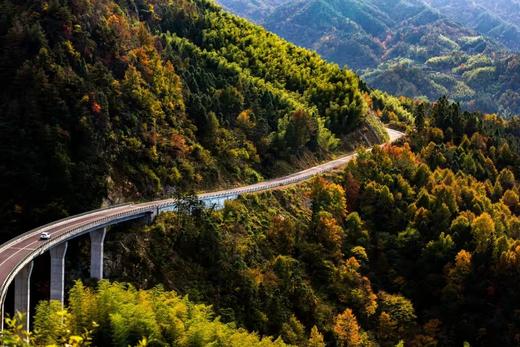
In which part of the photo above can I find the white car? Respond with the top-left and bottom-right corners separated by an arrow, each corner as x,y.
40,232 -> 51,240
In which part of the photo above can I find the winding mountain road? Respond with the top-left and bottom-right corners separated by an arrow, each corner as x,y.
0,127 -> 404,313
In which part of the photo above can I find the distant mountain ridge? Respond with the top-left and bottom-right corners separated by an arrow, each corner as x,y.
260,0 -> 504,70
425,0 -> 520,51
215,0 -> 292,21
217,0 -> 520,116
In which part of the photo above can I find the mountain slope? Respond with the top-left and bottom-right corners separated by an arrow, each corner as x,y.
107,104 -> 520,345
0,0 -> 396,239
219,0 -> 503,70
217,0 -> 520,116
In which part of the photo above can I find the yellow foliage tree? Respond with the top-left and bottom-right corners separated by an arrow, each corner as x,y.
333,308 -> 362,347
307,326 -> 325,347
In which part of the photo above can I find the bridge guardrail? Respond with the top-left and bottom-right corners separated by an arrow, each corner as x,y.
0,128 -> 405,303
0,203 -> 134,256
0,205 -> 153,302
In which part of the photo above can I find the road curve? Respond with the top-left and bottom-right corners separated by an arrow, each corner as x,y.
0,128 -> 405,304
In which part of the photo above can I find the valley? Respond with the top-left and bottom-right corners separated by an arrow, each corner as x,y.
219,0 -> 520,116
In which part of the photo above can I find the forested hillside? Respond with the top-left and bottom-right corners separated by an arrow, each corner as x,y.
218,0 -> 520,116
0,0 -> 398,240
363,53 -> 520,116
3,1 -> 520,346
103,99 -> 520,346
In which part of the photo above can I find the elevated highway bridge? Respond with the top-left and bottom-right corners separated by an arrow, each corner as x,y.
0,128 -> 404,329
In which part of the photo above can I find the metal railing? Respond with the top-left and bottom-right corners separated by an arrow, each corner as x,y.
0,128 -> 405,305
0,205 -> 153,302
0,203 -> 133,256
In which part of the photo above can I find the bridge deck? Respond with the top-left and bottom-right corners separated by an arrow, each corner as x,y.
0,128 -> 405,302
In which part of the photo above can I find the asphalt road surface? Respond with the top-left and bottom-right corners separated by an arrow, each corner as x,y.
0,127 -> 405,298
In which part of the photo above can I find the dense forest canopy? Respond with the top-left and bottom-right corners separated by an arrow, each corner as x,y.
0,0 -> 408,241
1,0 -> 520,346
5,97 -> 512,346
218,0 -> 520,116
99,100 -> 520,346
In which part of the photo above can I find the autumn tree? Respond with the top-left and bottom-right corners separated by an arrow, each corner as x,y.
311,177 -> 348,222
307,326 -> 325,347
471,212 -> 496,253
333,308 -> 362,347
314,211 -> 344,259
443,250 -> 472,299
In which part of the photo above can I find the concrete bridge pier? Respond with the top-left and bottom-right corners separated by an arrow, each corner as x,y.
50,242 -> 68,304
144,210 -> 157,225
90,228 -> 107,280
14,261 -> 34,330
